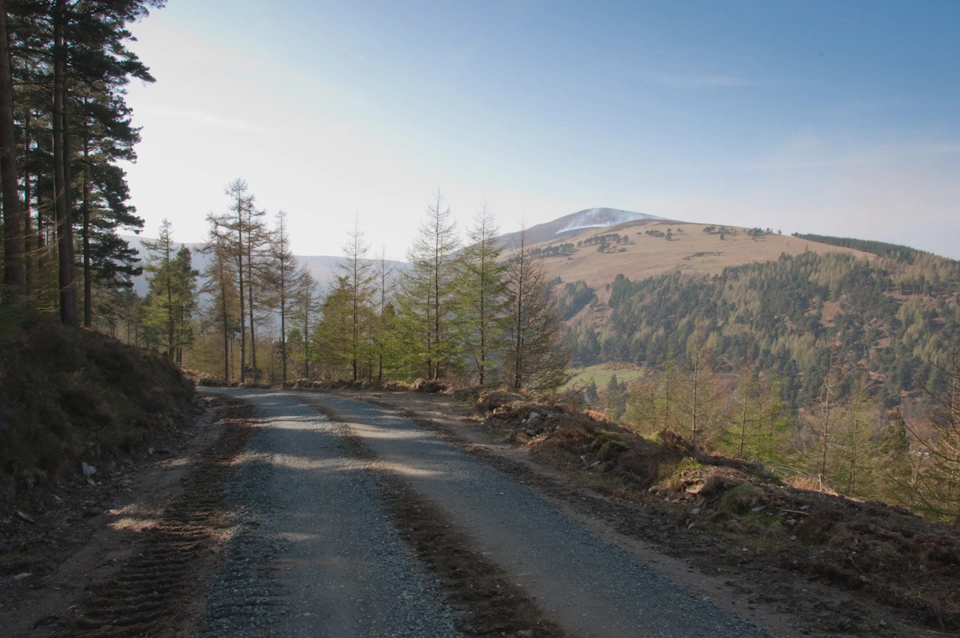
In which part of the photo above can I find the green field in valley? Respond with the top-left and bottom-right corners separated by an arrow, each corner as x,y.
565,364 -> 645,389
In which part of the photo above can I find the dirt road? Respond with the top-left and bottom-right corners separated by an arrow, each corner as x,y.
198,388 -> 770,637
4,388 -> 946,637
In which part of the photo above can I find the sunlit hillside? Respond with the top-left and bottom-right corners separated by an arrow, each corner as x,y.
519,219 -> 872,292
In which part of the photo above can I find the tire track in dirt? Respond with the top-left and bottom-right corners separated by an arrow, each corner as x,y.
304,398 -> 568,638
51,398 -> 256,638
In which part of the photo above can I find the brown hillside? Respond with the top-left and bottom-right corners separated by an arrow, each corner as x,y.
527,220 -> 872,292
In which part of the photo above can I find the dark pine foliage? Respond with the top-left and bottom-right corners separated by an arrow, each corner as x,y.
571,250 -> 960,411
793,233 -> 926,263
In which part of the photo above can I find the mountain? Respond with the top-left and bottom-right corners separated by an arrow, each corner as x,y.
499,215 -> 960,417
521,219 -> 869,292
553,224 -> 960,416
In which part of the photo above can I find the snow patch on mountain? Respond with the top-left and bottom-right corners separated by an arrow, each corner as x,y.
556,208 -> 662,234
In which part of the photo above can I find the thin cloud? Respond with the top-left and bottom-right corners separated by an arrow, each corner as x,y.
708,136 -> 960,174
138,107 -> 267,133
644,71 -> 760,88
921,142 -> 960,155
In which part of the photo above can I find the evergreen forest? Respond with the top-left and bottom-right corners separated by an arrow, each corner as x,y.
568,245 -> 960,521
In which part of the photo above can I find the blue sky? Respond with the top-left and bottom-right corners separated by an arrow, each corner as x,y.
123,1 -> 960,258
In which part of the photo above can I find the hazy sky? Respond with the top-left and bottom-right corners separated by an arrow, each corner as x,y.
122,0 -> 960,259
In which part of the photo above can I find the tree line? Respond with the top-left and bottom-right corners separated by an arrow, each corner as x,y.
793,233 -> 924,263
133,187 -> 570,393
0,0 -> 161,330
0,0 -> 571,391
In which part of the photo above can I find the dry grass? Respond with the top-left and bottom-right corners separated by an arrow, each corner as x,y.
528,221 -> 872,293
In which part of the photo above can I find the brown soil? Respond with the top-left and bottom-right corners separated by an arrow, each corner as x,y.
0,396 -> 255,637
341,388 -> 960,638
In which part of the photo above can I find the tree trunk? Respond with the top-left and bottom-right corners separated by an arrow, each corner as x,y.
236,216 -> 246,383
280,304 -> 287,384
217,250 -> 230,381
738,392 -> 749,458
820,385 -> 831,478
22,108 -> 32,296
433,248 -> 441,381
247,259 -> 256,381
352,294 -> 359,382
0,0 -> 25,299
166,242 -> 174,360
512,243 -> 525,390
279,267 -> 287,384
53,0 -> 78,326
82,137 -> 92,327
303,301 -> 310,379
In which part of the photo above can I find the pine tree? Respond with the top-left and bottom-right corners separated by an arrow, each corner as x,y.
398,190 -> 461,380
142,220 -> 197,362
201,215 -> 239,381
628,356 -> 684,435
208,179 -> 267,382
605,375 -> 627,421
723,365 -> 762,459
676,329 -> 724,447
459,201 -> 508,385
264,211 -> 300,384
879,409 -> 918,510
1,0 -> 160,317
502,231 -> 570,392
834,377 -> 882,497
52,0 -> 78,325
810,346 -> 842,480
908,351 -> 960,523
76,91 -> 145,327
372,246 -> 395,384
292,266 -> 320,379
315,274 -> 353,378
339,221 -> 376,382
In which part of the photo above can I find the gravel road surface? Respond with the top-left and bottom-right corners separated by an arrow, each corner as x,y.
202,387 -> 771,638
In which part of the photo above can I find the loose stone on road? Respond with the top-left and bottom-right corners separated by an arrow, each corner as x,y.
202,387 -> 771,638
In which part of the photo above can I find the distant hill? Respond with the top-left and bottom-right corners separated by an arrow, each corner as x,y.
123,236 -> 403,296
520,220 -> 871,293
552,223 -> 960,416
496,215 -> 960,415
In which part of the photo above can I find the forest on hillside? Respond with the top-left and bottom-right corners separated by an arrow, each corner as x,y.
568,245 -> 960,521
572,249 -> 960,410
